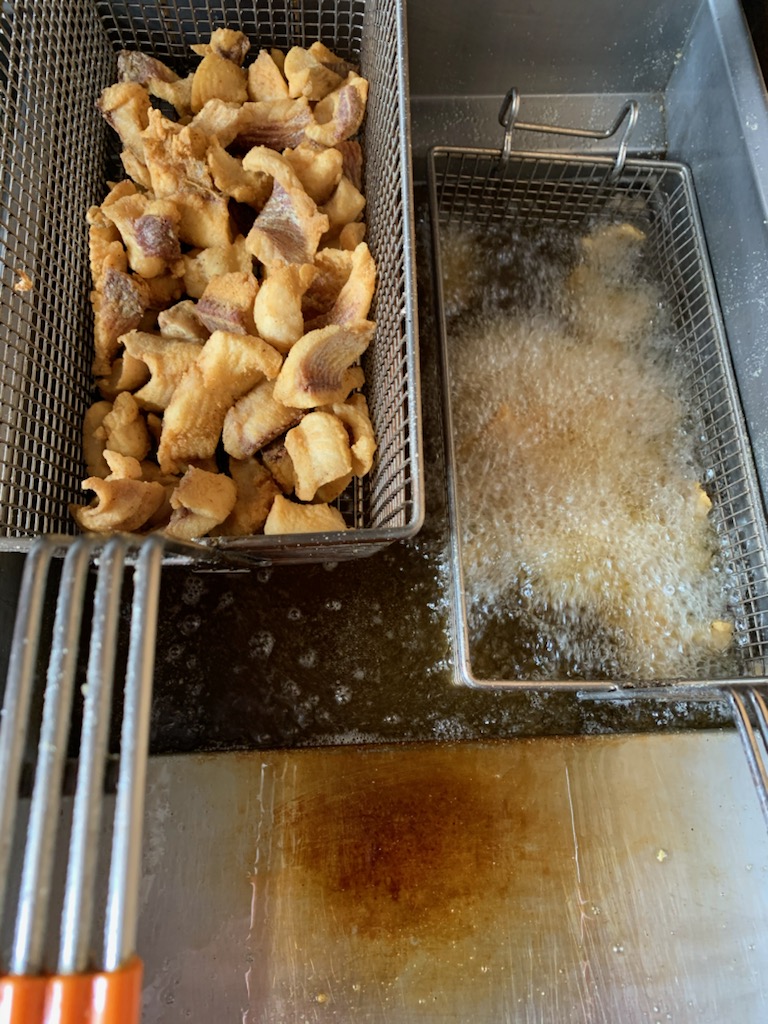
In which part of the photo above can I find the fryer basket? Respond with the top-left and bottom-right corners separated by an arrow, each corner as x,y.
0,0 -> 423,562
429,146 -> 768,690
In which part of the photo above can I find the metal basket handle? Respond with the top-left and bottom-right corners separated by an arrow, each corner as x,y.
498,86 -> 639,178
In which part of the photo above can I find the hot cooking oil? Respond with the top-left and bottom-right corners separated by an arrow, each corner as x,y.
441,220 -> 743,681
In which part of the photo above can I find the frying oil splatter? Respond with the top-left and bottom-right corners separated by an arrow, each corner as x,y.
443,221 -> 738,681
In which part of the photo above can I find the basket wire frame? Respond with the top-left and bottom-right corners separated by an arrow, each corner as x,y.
429,146 -> 768,690
0,0 -> 422,561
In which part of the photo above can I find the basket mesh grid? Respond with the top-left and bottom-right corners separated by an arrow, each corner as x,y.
430,147 -> 768,682
0,0 -> 421,559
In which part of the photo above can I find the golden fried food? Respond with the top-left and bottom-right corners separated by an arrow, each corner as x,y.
223,379 -> 303,459
306,242 -> 375,328
96,353 -> 151,402
157,299 -> 210,341
234,98 -> 313,150
101,191 -> 182,279
118,50 -> 194,119
285,411 -> 352,501
207,138 -> 272,205
263,493 -> 347,534
91,268 -> 150,375
320,176 -> 365,241
282,142 -> 343,204
323,392 -> 376,476
82,30 -> 376,538
247,50 -> 290,101
158,329 -> 282,473
261,438 -> 296,494
284,45 -> 344,101
196,271 -> 259,335
253,263 -> 316,351
164,466 -> 238,539
213,457 -> 280,536
71,451 -> 165,533
246,180 -> 329,266
97,82 -> 151,160
182,236 -> 252,298
273,322 -> 373,408
304,73 -> 368,147
121,330 -> 205,412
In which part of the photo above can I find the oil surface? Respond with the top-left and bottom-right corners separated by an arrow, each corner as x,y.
443,221 -> 741,681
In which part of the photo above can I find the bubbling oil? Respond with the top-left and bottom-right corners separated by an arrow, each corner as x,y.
443,220 -> 740,681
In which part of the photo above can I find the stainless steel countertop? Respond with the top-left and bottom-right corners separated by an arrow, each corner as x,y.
135,732 -> 768,1023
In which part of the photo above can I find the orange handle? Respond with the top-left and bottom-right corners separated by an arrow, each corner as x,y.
0,956 -> 142,1024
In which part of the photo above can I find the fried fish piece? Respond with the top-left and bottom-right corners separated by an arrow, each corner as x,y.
261,438 -> 296,494
71,451 -> 165,534
189,98 -> 244,146
92,267 -> 151,376
247,49 -> 289,101
196,271 -> 259,335
284,45 -> 344,101
213,456 -> 280,536
158,329 -> 282,473
122,330 -> 205,412
96,352 -> 151,402
313,472 -> 352,504
306,41 -> 356,79
157,299 -> 210,342
100,391 -> 152,462
263,493 -> 347,534
234,98 -> 313,150
164,466 -> 237,539
191,51 -> 248,113
323,392 -> 376,476
183,236 -> 252,298
141,110 -> 232,248
207,138 -> 272,206
336,222 -> 366,250
83,401 -> 114,478
320,176 -> 365,242
301,247 -> 353,319
304,72 -> 368,147
101,191 -> 182,279
272,321 -> 373,408
245,181 -> 329,267
282,142 -> 343,205
192,28 -> 251,65
117,49 -> 194,118
222,378 -> 303,459
240,144 -> 305,191
253,263 -> 316,352
98,81 -> 151,160
87,203 -> 128,292
285,411 -> 352,501
306,243 -> 375,329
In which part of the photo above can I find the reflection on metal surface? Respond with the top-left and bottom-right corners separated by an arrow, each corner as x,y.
135,734 -> 768,1023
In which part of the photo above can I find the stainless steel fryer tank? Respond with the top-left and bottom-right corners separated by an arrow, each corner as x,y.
4,0 -> 768,1021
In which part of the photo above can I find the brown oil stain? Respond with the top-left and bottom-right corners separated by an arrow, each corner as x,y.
272,741 -> 559,947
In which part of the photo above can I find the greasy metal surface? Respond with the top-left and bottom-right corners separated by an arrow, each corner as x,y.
666,0 -> 768,503
406,0 -> 700,97
132,734 -> 768,1022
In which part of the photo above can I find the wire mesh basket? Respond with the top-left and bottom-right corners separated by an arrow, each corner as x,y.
429,143 -> 768,691
0,0 -> 423,563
